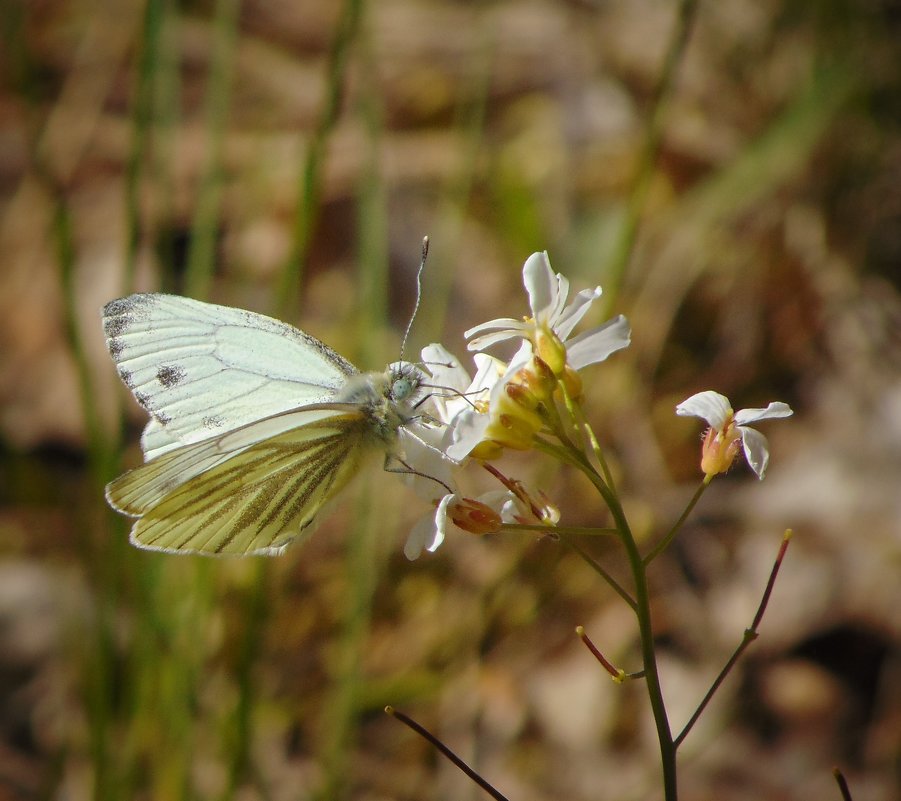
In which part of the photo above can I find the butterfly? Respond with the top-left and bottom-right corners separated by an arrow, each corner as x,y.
103,293 -> 433,556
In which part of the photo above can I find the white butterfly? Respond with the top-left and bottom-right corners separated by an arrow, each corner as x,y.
103,293 -> 435,556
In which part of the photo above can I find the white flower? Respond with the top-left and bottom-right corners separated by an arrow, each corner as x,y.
420,343 -> 504,426
676,390 -> 793,480
419,343 -> 510,461
465,251 -> 631,372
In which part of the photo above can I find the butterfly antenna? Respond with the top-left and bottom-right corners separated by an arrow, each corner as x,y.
400,236 -> 429,363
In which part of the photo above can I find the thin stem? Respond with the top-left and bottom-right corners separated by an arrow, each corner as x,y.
573,396 -> 616,491
832,768 -> 853,801
609,505 -> 677,799
184,0 -> 239,299
501,523 -> 617,538
576,626 -> 644,681
643,479 -> 709,565
603,0 -> 699,309
560,534 -> 636,610
675,531 -> 792,747
386,708 -> 511,801
276,0 -> 363,317
123,0 -> 165,292
537,429 -> 677,796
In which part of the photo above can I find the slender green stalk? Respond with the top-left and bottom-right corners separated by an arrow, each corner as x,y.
184,0 -> 240,298
559,534 -> 636,610
534,436 -> 677,799
276,0 -> 364,317
315,482 -> 381,801
316,15 -> 387,795
123,0 -> 167,290
417,29 -> 492,340
554,376 -> 618,492
223,562 -> 270,798
501,523 -> 617,538
643,479 -> 709,565
603,0 -> 699,308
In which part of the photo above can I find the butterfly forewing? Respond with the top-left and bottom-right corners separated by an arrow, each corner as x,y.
121,409 -> 373,555
103,294 -> 358,457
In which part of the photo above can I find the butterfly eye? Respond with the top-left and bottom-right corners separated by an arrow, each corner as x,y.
392,377 -> 415,401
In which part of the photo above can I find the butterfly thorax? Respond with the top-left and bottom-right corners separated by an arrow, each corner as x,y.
336,365 -> 425,445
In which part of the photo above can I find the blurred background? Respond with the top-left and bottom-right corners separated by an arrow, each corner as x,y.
1,0 -> 899,799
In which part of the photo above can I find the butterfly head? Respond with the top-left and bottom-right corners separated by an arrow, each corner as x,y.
388,362 -> 425,405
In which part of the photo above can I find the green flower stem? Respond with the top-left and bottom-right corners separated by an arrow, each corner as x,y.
501,523 -> 618,538
539,398 -> 584,463
603,0 -> 699,311
556,378 -> 616,491
601,484 -> 677,801
559,534 -> 636,611
276,0 -> 363,317
643,479 -> 709,565
534,437 -> 677,799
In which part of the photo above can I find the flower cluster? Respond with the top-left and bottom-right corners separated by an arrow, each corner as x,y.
401,251 -> 793,559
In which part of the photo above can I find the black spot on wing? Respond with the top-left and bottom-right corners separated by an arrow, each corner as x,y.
102,294 -> 158,339
108,337 -> 124,360
104,314 -> 129,339
154,411 -> 172,425
117,367 -> 134,388
157,365 -> 186,388
202,415 -> 224,430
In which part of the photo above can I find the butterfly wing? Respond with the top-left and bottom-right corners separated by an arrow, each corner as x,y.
107,406 -> 373,555
103,294 -> 358,458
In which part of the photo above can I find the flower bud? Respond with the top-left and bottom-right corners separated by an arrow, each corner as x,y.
559,364 -> 583,401
447,497 -> 503,535
535,328 -> 567,376
514,356 -> 556,402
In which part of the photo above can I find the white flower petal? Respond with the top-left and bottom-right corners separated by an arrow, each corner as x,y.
421,343 -> 471,394
446,409 -> 490,461
464,317 -> 523,340
522,252 -> 556,319
734,402 -> 793,426
399,427 -> 458,498
566,314 -> 631,370
465,323 -> 530,352
404,516 -> 435,560
675,390 -> 733,430
546,271 -> 570,325
553,286 -> 602,340
404,494 -> 454,560
506,340 -> 534,373
470,353 -> 506,395
739,425 -> 770,479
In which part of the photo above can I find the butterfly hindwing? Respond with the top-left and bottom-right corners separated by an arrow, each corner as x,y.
117,408 -> 373,556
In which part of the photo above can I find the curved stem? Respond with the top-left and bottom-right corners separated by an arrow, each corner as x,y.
559,534 -> 636,610
534,437 -> 677,798
643,479 -> 709,565
675,531 -> 791,747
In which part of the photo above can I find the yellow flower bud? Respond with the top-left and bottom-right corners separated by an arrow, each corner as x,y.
515,356 -> 556,402
535,328 -> 567,376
